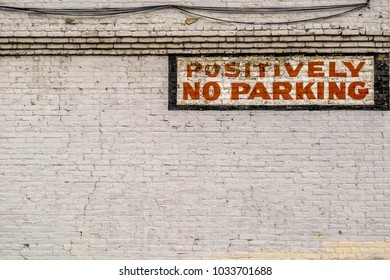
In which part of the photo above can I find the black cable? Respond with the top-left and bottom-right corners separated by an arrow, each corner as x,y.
0,5 -> 169,16
0,3 -> 369,16
176,4 -> 366,25
0,2 -> 369,25
175,3 -> 368,14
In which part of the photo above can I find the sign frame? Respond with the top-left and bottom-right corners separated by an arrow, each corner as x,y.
168,53 -> 389,111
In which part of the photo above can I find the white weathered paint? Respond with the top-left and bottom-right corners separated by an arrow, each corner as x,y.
0,0 -> 389,260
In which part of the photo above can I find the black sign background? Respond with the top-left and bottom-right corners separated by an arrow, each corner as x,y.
168,53 -> 389,111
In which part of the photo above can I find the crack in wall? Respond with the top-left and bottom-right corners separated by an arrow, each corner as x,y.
83,181 -> 98,218
82,97 -> 104,226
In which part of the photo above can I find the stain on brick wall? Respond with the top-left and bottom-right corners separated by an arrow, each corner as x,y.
216,242 -> 390,260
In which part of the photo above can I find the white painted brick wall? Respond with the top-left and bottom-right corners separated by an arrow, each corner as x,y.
0,0 -> 388,36
0,0 -> 389,260
0,56 -> 389,259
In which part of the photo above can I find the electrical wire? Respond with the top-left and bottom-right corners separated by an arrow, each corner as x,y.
175,3 -> 368,14
176,4 -> 366,25
0,2 -> 369,25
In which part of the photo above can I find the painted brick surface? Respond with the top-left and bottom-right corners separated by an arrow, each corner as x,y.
176,55 -> 375,107
0,56 -> 389,259
0,0 -> 388,32
0,0 -> 388,54
0,0 -> 389,260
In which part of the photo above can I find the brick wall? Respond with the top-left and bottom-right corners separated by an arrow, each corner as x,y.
0,0 -> 389,259
0,0 -> 388,55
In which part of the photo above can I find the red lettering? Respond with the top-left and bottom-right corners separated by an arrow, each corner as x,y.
343,61 -> 365,77
308,62 -> 324,77
231,83 -> 251,100
187,62 -> 202,77
296,82 -> 316,100
329,82 -> 346,99
273,82 -> 293,100
317,82 -> 325,99
285,62 -> 304,77
205,64 -> 220,77
329,62 -> 347,77
183,82 -> 200,100
224,62 -> 240,77
203,82 -> 220,101
248,83 -> 271,100
258,63 -> 270,78
274,65 -> 281,77
245,63 -> 251,78
348,82 -> 368,100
